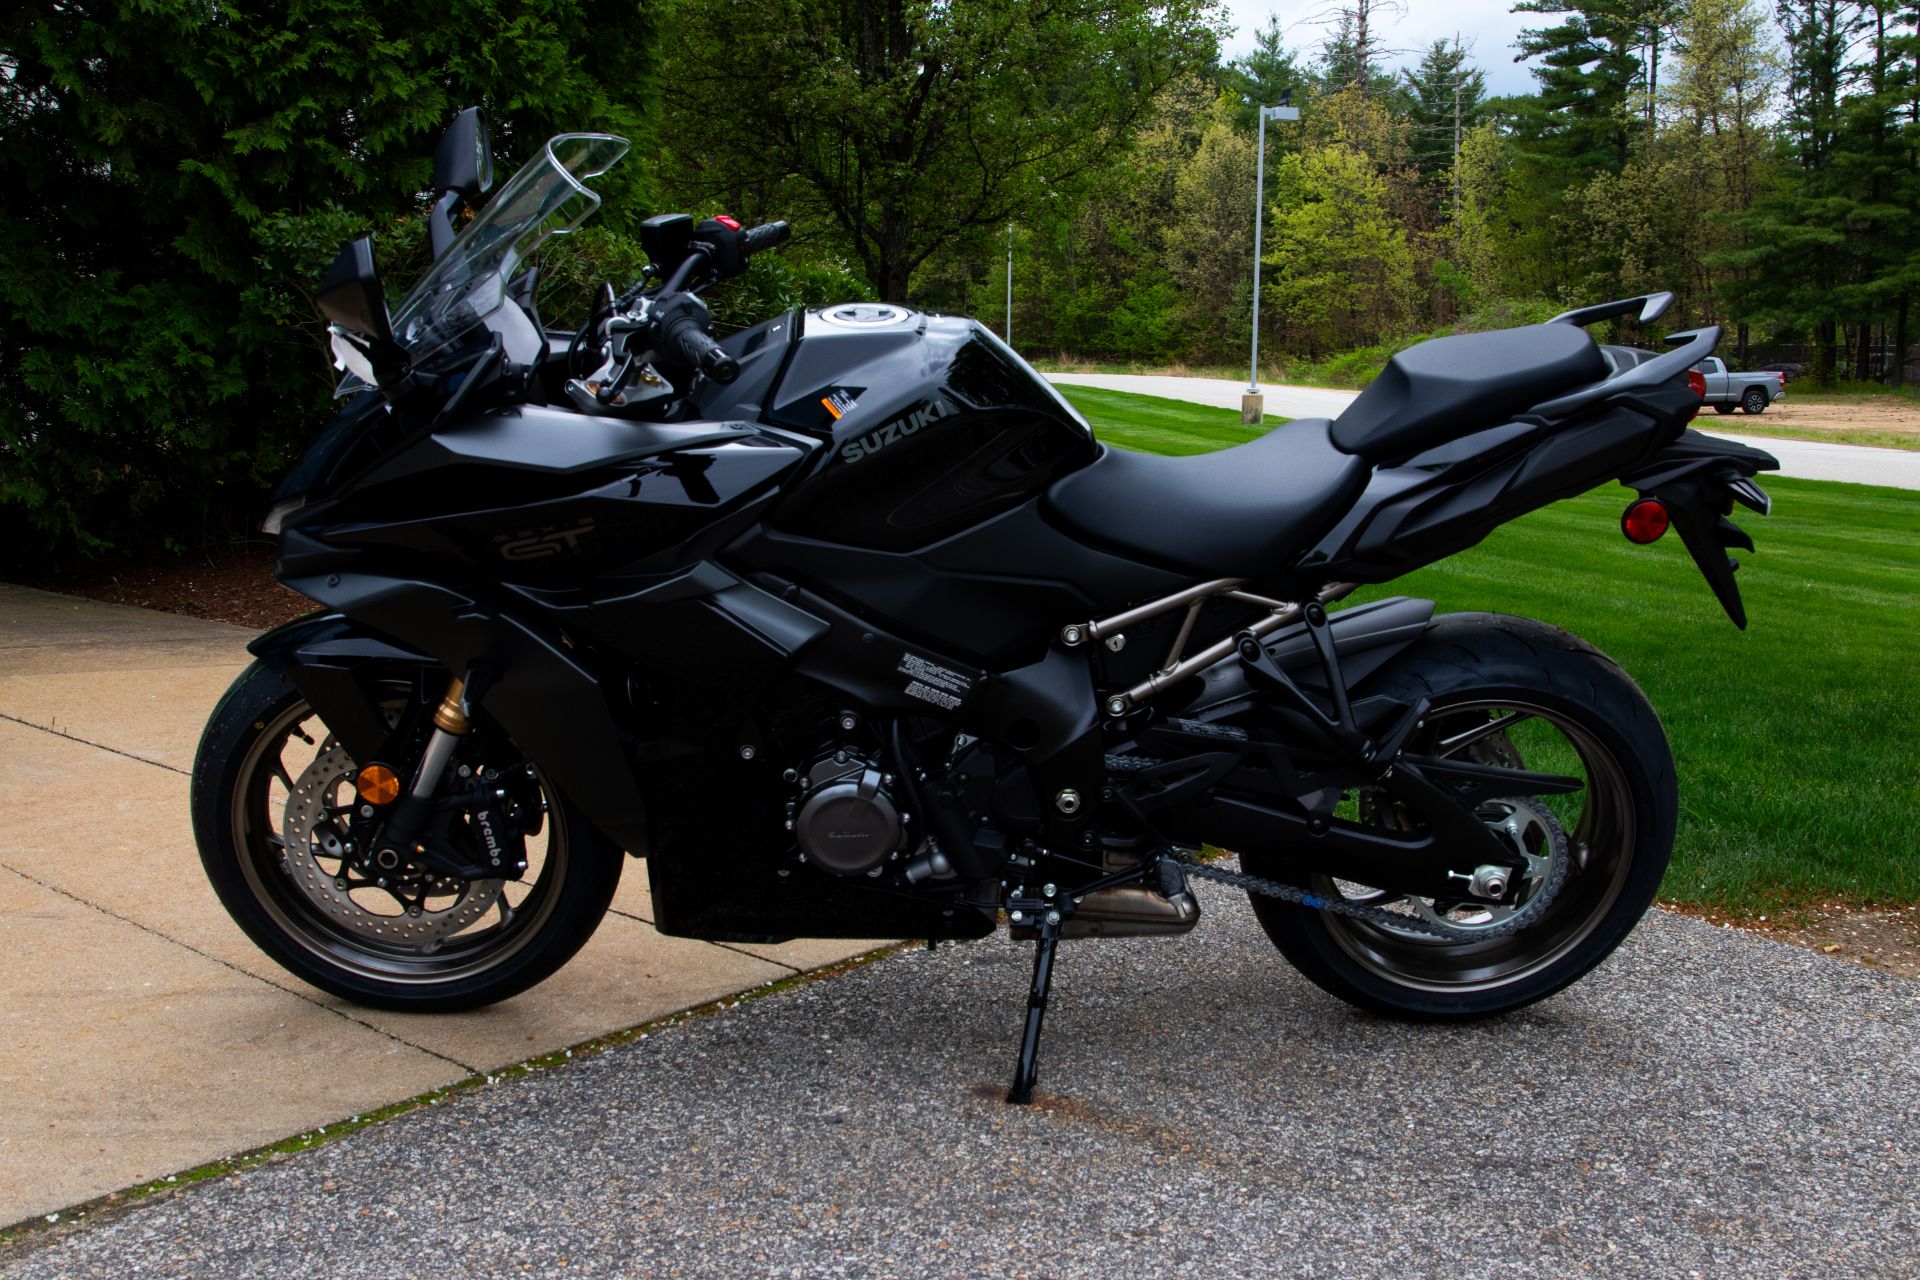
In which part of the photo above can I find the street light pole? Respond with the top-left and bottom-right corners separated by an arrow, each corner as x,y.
1006,222 -> 1014,345
1245,97 -> 1300,425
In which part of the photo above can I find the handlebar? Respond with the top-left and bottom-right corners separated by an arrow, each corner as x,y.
667,318 -> 740,384
742,220 -> 792,258
652,292 -> 740,384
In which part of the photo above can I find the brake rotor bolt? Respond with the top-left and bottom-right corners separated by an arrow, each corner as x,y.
336,878 -> 348,890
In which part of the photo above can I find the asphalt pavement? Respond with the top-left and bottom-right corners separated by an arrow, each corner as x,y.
1046,372 -> 1920,490
7,892 -> 1914,1279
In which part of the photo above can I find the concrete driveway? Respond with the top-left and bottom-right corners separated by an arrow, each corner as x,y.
1047,372 -> 1920,490
0,585 -> 882,1227
3,893 -> 1914,1278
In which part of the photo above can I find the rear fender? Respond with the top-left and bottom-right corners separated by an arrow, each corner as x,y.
1620,429 -> 1778,628
1183,596 -> 1438,715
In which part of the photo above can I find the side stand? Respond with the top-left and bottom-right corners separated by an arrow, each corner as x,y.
1007,904 -> 1063,1105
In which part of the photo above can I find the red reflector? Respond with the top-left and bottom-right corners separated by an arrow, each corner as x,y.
1622,498 -> 1670,544
1686,370 -> 1706,398
716,214 -> 742,230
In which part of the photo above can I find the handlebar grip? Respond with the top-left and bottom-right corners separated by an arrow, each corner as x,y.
664,314 -> 740,384
742,221 -> 792,257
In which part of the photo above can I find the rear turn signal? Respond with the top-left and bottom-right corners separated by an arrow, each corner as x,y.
355,763 -> 401,806
1621,497 -> 1671,544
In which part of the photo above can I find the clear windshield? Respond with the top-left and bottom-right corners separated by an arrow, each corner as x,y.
389,133 -> 629,362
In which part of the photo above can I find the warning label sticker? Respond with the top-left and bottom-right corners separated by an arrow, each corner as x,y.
898,652 -> 973,710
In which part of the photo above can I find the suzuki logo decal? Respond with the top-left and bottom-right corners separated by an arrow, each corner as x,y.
839,396 -> 958,463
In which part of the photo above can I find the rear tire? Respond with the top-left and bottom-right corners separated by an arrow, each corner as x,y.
192,661 -> 623,1011
1741,387 -> 1768,413
1244,613 -> 1677,1021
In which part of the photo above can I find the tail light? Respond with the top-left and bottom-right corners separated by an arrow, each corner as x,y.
1621,497 -> 1671,544
1686,369 -> 1706,398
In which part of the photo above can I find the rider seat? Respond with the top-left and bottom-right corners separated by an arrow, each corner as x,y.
1329,325 -> 1609,463
1043,419 -> 1369,579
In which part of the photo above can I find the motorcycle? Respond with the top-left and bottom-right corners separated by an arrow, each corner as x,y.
192,113 -> 1777,1103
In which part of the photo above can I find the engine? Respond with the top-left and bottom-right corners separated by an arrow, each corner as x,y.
791,749 -> 907,876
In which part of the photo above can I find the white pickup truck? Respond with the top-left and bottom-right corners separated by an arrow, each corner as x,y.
1693,356 -> 1786,415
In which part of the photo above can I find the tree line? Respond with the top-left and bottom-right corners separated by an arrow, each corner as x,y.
4,0 -> 1916,554
758,0 -> 1914,389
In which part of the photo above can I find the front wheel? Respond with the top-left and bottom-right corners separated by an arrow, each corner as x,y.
191,661 -> 622,1011
1244,614 -> 1677,1021
1713,404 -> 1738,414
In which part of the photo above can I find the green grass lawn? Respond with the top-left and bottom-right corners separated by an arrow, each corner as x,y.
1059,384 -> 1920,915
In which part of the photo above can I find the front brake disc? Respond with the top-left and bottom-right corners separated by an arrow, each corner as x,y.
281,744 -> 503,947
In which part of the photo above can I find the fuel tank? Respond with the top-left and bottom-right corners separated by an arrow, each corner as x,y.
703,305 -> 1097,553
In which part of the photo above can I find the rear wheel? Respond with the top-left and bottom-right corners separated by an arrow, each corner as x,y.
1244,613 -> 1677,1021
1741,387 -> 1769,414
192,662 -> 622,1011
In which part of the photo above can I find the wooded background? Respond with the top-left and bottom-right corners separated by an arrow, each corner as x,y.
3,0 -> 1917,553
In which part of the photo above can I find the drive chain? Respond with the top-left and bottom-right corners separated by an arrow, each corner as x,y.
1175,837 -> 1568,943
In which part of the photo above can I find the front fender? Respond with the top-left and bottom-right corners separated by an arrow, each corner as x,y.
249,612 -> 434,764
249,591 -> 648,856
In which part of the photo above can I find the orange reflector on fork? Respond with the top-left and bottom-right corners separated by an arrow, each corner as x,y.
356,763 -> 401,805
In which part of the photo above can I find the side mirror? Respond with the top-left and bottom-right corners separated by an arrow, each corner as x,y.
317,238 -> 393,341
433,106 -> 494,200
316,237 -> 403,385
429,107 -> 494,260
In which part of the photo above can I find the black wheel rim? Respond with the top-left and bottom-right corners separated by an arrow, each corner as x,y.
230,695 -> 570,985
1314,696 -> 1639,994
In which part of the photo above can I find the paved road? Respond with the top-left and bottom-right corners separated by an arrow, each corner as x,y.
7,894 -> 1914,1279
0,585 -> 881,1225
1048,372 -> 1920,490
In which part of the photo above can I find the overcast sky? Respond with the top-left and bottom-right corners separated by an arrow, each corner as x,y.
1217,0 -> 1545,97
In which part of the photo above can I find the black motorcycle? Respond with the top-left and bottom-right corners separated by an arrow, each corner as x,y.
193,114 -> 1777,1102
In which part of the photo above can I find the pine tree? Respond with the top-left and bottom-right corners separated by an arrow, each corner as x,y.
1510,0 -> 1649,174
1400,39 -> 1490,199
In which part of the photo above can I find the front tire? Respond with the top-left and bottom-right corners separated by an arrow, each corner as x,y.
1244,614 -> 1677,1021
192,661 -> 622,1011
1713,403 -> 1738,414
